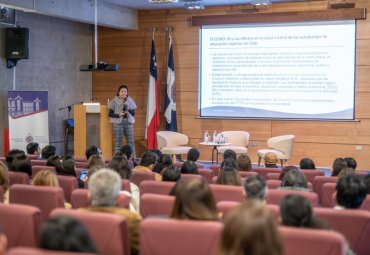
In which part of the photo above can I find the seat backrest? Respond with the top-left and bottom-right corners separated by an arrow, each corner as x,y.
140,180 -> 175,196
0,203 -> 42,249
267,180 -> 313,190
156,131 -> 189,149
220,131 -> 249,147
266,189 -> 319,207
209,184 -> 244,203
313,176 -> 337,198
10,184 -> 65,222
75,161 -> 88,169
122,179 -> 132,193
209,165 -> 220,176
252,167 -> 282,179
300,169 -> 325,183
238,171 -> 257,178
216,201 -> 240,220
57,175 -> 79,203
9,171 -> 30,186
314,207 -> 370,255
180,173 -> 202,181
140,218 -> 222,255
267,172 -> 280,180
140,194 -> 175,218
30,160 -> 47,166
31,165 -> 56,178
51,208 -> 130,255
279,226 -> 346,255
71,189 -> 130,209
360,195 -> 370,211
7,247 -> 96,255
321,182 -> 337,208
131,170 -> 156,187
267,135 -> 295,158
198,169 -> 213,183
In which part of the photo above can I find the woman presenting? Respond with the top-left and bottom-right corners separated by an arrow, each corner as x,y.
109,85 -> 137,159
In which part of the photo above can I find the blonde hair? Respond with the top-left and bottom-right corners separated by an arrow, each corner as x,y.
32,170 -> 59,187
0,161 -> 9,193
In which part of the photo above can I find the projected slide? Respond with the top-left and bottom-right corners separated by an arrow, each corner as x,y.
199,20 -> 356,120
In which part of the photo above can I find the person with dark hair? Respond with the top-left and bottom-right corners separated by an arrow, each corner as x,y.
87,155 -> 105,172
216,166 -> 242,186
237,154 -> 252,172
331,157 -> 348,177
220,157 -> 238,170
152,154 -> 173,174
41,145 -> 56,160
9,156 -> 32,176
219,200 -> 283,255
109,85 -> 137,158
364,174 -> 370,194
133,151 -> 161,181
162,165 -> 181,182
299,158 -> 316,170
60,156 -> 85,188
264,152 -> 279,168
39,215 -> 98,253
187,147 -> 200,162
85,145 -> 101,161
280,194 -> 327,229
344,157 -> 357,170
280,169 -> 309,191
279,166 -> 299,180
26,142 -> 41,156
171,178 -> 219,221
180,160 -> 198,174
5,149 -> 26,166
151,149 -> 163,159
223,149 -> 237,161
47,156 -> 63,173
243,175 -> 267,201
335,174 -> 367,209
337,167 -> 355,180
118,144 -> 136,168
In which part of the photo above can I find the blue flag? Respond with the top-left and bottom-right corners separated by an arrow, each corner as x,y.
164,35 -> 177,132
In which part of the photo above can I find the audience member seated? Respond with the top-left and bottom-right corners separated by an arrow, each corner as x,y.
187,147 -> 200,162
85,145 -> 101,161
218,200 -> 283,255
216,167 -> 242,186
337,167 -> 356,180
364,174 -> 370,194
264,152 -> 279,168
40,145 -> 56,160
32,170 -> 71,208
344,157 -> 357,170
118,144 -> 137,168
133,151 -> 161,181
244,175 -> 268,201
151,149 -> 163,160
280,194 -> 327,229
162,165 -> 181,182
26,142 -> 41,157
108,156 -> 139,212
86,155 -> 105,177
220,157 -> 238,171
236,154 -> 252,172
5,149 -> 26,166
0,233 -> 7,255
299,158 -> 316,170
335,174 -> 367,209
279,169 -> 310,192
46,155 -> 62,172
223,149 -> 237,161
60,156 -> 84,188
81,169 -> 141,255
180,160 -> 198,174
0,161 -> 9,203
279,166 -> 299,180
39,215 -> 98,253
331,158 -> 348,177
152,154 -> 173,174
9,155 -> 32,177
171,178 -> 219,221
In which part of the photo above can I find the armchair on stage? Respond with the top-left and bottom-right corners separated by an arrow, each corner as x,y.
217,131 -> 250,154
156,131 -> 192,161
257,135 -> 295,167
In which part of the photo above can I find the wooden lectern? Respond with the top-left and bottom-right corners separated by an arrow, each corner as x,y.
74,104 -> 112,160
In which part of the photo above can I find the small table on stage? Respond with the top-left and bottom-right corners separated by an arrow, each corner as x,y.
199,142 -> 231,165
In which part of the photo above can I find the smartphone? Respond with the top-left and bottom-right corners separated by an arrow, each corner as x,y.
79,170 -> 87,181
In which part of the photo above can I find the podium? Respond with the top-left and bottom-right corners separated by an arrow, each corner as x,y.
74,104 -> 112,160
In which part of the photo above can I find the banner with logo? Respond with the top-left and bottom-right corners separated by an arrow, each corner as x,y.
8,91 -> 49,151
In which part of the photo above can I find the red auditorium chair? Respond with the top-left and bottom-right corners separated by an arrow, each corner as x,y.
314,207 -> 370,255
140,218 -> 222,255
300,169 -> 325,183
252,167 -> 282,179
216,201 -> 240,220
7,247 -> 96,255
140,194 -> 175,218
130,170 -> 156,187
71,189 -> 130,209
267,172 -> 280,180
10,184 -> 65,222
31,165 -> 56,178
266,189 -> 319,207
321,182 -> 337,207
30,159 -> 47,166
51,208 -> 130,255
238,171 -> 257,178
209,184 -> 244,203
198,169 -> 213,183
9,171 -> 30,186
122,179 -> 132,193
361,195 -> 370,211
75,161 -> 88,169
280,226 -> 346,255
56,175 -> 79,203
139,180 -> 175,196
180,173 -> 202,181
0,203 -> 42,249
313,176 -> 337,196
209,165 -> 220,176
267,180 -> 313,190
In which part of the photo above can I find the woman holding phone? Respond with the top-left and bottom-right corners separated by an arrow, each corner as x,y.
109,85 -> 137,159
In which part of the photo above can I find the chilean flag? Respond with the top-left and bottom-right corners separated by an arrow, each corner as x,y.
145,35 -> 160,150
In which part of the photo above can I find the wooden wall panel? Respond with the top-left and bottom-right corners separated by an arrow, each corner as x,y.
93,1 -> 370,168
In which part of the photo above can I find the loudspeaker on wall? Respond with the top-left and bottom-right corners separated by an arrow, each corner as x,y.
5,27 -> 29,60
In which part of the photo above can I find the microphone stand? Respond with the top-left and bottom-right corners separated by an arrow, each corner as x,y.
58,101 -> 84,119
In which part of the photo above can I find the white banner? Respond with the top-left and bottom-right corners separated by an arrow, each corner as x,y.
8,91 -> 49,151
